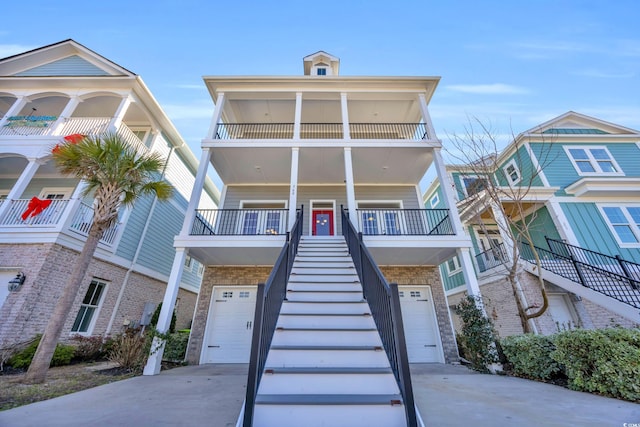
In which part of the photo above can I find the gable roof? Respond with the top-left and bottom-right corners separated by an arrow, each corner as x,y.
523,111 -> 639,136
0,39 -> 135,77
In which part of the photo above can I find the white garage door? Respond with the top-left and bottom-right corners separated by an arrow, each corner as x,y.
398,286 -> 443,363
202,286 -> 257,363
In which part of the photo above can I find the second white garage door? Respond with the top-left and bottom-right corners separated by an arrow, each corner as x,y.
202,286 -> 257,363
398,286 -> 444,363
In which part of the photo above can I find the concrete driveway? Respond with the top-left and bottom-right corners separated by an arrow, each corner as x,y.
0,364 -> 638,427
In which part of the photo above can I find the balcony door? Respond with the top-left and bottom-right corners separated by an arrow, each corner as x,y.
238,201 -> 287,235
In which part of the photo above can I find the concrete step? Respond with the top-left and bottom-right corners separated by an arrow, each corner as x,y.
286,291 -> 363,302
295,255 -> 353,262
298,247 -> 349,253
293,261 -> 355,268
289,274 -> 359,283
287,282 -> 362,292
277,313 -> 373,328
265,346 -> 389,368
290,267 -> 356,275
252,400 -> 407,427
280,301 -> 371,315
271,329 -> 381,346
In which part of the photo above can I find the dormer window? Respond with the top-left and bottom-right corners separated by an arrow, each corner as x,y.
317,68 -> 327,76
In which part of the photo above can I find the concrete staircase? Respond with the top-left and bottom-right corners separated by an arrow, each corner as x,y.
252,236 -> 409,427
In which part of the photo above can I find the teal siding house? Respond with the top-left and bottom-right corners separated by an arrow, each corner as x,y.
425,112 -> 640,336
0,40 -> 219,348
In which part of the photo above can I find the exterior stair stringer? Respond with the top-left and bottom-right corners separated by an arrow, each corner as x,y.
521,262 -> 640,323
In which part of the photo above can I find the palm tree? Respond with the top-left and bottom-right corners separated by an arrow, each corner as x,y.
25,133 -> 173,383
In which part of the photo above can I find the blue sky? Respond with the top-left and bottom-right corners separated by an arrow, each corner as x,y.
1,0 -> 639,190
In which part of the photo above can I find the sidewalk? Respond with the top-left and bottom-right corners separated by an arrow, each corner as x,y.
0,364 -> 638,427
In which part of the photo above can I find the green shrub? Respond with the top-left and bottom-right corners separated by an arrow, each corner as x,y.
454,295 -> 498,372
552,328 -> 640,402
7,335 -> 75,369
150,302 -> 177,333
70,335 -> 107,361
163,332 -> 189,362
501,334 -> 561,380
108,328 -> 147,372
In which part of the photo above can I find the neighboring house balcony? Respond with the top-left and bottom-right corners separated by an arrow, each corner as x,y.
0,196 -> 121,248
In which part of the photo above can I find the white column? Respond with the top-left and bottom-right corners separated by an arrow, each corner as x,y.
51,96 -> 81,135
206,92 -> 226,139
418,93 -> 437,140
458,248 -> 484,304
343,148 -> 357,225
489,201 -> 516,263
108,95 -> 133,132
293,92 -> 302,140
143,248 -> 188,375
0,158 -> 43,221
432,148 -> 464,234
0,96 -> 28,128
288,148 -> 299,229
180,148 -> 213,235
340,93 -> 350,139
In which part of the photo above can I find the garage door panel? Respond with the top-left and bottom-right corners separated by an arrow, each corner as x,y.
203,287 -> 257,363
398,286 -> 443,363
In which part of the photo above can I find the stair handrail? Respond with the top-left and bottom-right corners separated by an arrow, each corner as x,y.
545,237 -> 640,289
518,240 -> 640,309
341,206 -> 418,427
243,206 -> 303,427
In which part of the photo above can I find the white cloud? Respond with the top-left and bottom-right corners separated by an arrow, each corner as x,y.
445,84 -> 529,95
0,44 -> 37,58
571,69 -> 636,79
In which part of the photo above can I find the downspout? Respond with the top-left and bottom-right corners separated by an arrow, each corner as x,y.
105,142 -> 176,335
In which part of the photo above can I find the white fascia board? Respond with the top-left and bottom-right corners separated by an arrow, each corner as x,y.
564,177 -> 640,197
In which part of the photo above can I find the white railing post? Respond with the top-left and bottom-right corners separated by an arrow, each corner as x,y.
288,148 -> 300,229
341,93 -> 350,140
293,92 -> 302,140
0,158 -> 44,222
344,148 -> 357,226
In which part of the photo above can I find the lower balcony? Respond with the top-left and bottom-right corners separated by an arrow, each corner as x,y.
0,198 -> 120,246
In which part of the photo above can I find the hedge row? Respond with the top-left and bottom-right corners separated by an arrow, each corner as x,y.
501,328 -> 640,402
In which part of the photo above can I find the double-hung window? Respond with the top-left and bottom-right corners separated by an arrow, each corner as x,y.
502,159 -> 521,185
599,205 -> 640,246
565,146 -> 622,175
71,279 -> 107,334
445,256 -> 461,276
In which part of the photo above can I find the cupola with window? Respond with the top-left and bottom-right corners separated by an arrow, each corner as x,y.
303,51 -> 340,76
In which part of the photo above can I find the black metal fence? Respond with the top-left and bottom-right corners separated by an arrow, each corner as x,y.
191,209 -> 289,236
546,237 -> 640,288
475,242 -> 508,272
356,208 -> 454,236
518,240 -> 640,309
243,207 -> 303,426
214,122 -> 429,140
341,208 -> 418,427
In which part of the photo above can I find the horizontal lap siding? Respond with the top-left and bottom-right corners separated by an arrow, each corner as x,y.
116,195 -> 154,261
355,185 -> 420,208
222,186 -> 290,209
136,199 -> 185,276
518,206 -> 562,249
496,146 -> 544,187
16,55 -> 110,76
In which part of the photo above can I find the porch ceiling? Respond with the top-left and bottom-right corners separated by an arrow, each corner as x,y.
210,145 -> 433,185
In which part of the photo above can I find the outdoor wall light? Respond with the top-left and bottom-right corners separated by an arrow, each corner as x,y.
8,272 -> 25,292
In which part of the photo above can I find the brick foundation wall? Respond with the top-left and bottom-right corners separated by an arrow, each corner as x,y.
380,266 -> 459,363
0,243 -> 194,347
186,266 -> 271,364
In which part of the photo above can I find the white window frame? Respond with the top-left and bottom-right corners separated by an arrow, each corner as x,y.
459,175 -> 488,198
197,263 -> 205,277
502,159 -> 521,186
310,200 -> 337,236
445,256 -> 461,276
70,278 -> 107,335
597,204 -> 640,248
563,146 -> 624,176
184,255 -> 193,271
357,200 -> 404,235
129,126 -> 152,147
39,187 -> 74,199
429,193 -> 440,209
239,200 -> 287,235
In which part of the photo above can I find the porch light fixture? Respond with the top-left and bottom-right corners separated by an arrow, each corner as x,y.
8,272 -> 25,292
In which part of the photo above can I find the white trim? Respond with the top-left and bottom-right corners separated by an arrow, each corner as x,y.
501,158 -> 521,186
356,200 -> 405,235
239,200 -> 288,208
563,145 -> 624,176
444,256 -> 461,276
458,174 -> 488,198
70,278 -> 108,336
429,193 -> 440,208
597,203 -> 640,248
524,142 -> 550,187
38,187 -> 74,199
310,199 -> 336,236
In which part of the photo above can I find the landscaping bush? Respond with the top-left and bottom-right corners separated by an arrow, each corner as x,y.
552,328 -> 640,402
70,335 -> 107,361
163,331 -> 189,362
7,335 -> 75,369
108,328 -> 147,372
454,295 -> 498,372
150,302 -> 177,333
501,334 -> 561,381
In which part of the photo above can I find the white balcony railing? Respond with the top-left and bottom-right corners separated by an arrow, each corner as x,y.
117,123 -> 147,152
68,202 -> 120,246
0,198 -> 69,226
58,117 -> 111,136
0,116 -> 58,136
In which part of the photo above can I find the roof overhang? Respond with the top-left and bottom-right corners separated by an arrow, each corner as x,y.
564,177 -> 640,197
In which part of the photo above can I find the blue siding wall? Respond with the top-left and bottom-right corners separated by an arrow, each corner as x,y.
529,142 -> 640,192
136,200 -> 184,277
514,206 -> 561,249
496,146 -> 544,187
441,262 -> 466,291
116,195 -> 154,261
16,56 -> 110,76
561,202 -> 640,263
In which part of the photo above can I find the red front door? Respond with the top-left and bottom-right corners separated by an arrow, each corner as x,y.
312,210 -> 334,236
